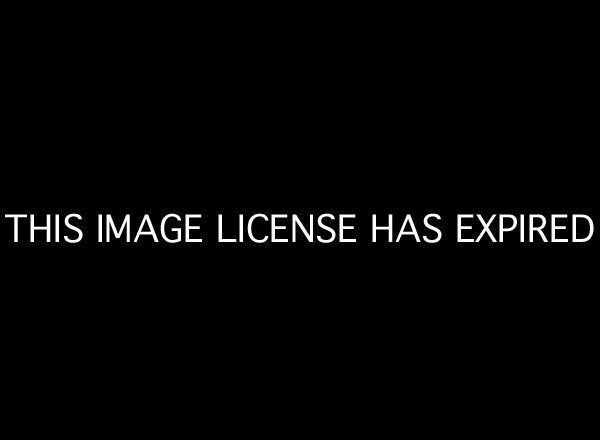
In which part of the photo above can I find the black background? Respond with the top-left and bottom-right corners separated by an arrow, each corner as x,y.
1,6 -> 597,434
